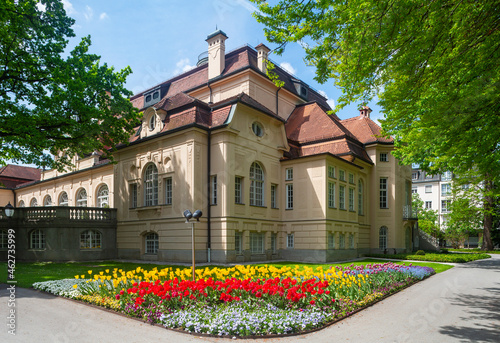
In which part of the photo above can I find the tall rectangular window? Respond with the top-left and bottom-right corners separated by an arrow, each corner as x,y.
349,187 -> 355,211
441,183 -> 451,196
235,231 -> 242,254
286,184 -> 293,209
328,165 -> 336,178
285,168 -> 293,181
235,176 -> 243,204
271,184 -> 278,208
339,185 -> 346,210
349,234 -> 354,249
130,184 -> 137,208
271,233 -> 277,253
287,233 -> 294,249
425,201 -> 432,209
380,178 -> 388,208
328,182 -> 336,208
211,175 -> 217,205
339,170 -> 345,181
164,177 -> 172,205
339,234 -> 345,249
442,171 -> 452,181
380,153 -> 389,162
349,173 -> 354,184
250,232 -> 264,254
441,200 -> 451,212
328,233 -> 335,249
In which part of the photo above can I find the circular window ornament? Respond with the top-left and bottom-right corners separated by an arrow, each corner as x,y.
252,122 -> 264,137
149,115 -> 156,131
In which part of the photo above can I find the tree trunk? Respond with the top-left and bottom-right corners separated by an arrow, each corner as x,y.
482,179 -> 494,251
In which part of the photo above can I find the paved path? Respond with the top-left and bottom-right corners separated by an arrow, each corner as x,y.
1,255 -> 499,343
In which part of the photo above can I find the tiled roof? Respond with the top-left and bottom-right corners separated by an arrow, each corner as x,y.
0,165 -> 41,181
212,92 -> 283,123
341,115 -> 393,145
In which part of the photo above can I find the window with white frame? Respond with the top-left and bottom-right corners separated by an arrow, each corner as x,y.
164,177 -> 172,205
328,165 -> 335,178
425,201 -> 432,209
59,192 -> 68,206
379,226 -> 388,250
145,232 -> 159,254
43,195 -> 52,207
271,184 -> 278,208
211,175 -> 218,205
349,234 -> 354,249
271,233 -> 277,253
328,182 -> 336,208
349,188 -> 355,211
235,231 -> 242,254
80,230 -> 102,249
130,184 -> 137,208
441,183 -> 451,196
235,176 -> 243,204
76,188 -> 87,207
250,162 -> 264,206
442,171 -> 452,181
380,153 -> 389,162
425,185 -> 432,193
250,232 -> 264,254
97,185 -> 109,208
18,200 -> 25,207
358,180 -> 364,215
441,200 -> 451,213
286,184 -> 293,209
380,178 -> 388,208
0,230 -> 7,249
349,173 -> 354,184
412,172 -> 419,180
144,164 -> 158,206
339,170 -> 345,181
339,233 -> 345,249
328,232 -> 335,249
285,168 -> 293,181
287,233 -> 294,248
339,185 -> 346,210
411,187 -> 417,194
426,173 -> 434,179
30,198 -> 38,207
30,230 -> 45,249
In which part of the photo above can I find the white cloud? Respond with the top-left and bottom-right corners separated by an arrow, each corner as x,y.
62,0 -> 76,15
174,58 -> 195,75
318,90 -> 335,110
83,5 -> 93,21
279,62 -> 296,75
99,12 -> 109,20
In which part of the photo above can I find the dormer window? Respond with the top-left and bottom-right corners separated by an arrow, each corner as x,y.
143,86 -> 162,108
149,115 -> 156,131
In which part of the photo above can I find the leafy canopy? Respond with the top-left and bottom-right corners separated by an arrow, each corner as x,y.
251,0 -> 500,180
0,0 -> 140,170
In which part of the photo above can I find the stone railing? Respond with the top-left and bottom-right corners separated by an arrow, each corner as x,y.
1,206 -> 117,225
403,205 -> 418,220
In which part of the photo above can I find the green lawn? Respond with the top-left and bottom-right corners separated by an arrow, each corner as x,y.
366,252 -> 491,263
1,258 -> 454,289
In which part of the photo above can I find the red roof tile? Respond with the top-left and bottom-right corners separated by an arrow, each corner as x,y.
341,115 -> 393,145
0,165 -> 41,181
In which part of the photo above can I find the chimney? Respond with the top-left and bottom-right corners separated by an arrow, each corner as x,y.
255,43 -> 271,74
359,106 -> 372,118
206,29 -> 228,79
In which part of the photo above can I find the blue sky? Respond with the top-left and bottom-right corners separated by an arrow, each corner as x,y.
60,0 -> 383,122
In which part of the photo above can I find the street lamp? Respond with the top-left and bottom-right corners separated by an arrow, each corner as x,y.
4,202 -> 14,218
183,209 -> 202,281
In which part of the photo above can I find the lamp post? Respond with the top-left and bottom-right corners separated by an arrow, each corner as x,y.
183,209 -> 202,281
4,202 -> 14,218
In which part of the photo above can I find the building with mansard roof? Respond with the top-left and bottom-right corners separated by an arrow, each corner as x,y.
1,31 -> 416,262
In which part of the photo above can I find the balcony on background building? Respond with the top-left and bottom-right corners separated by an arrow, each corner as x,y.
403,205 -> 418,220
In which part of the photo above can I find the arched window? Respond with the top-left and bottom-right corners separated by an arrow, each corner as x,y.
80,230 -> 102,249
149,115 -> 156,131
358,180 -> 363,215
250,162 -> 264,206
144,164 -> 158,206
96,184 -> 109,208
30,198 -> 38,207
379,226 -> 388,250
30,230 -> 45,249
18,200 -> 25,208
59,192 -> 68,206
76,188 -> 87,207
43,195 -> 52,207
145,232 -> 159,254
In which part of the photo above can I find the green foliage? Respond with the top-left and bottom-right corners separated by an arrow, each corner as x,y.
0,0 -> 141,170
367,252 -> 491,263
412,193 -> 442,239
415,250 -> 425,256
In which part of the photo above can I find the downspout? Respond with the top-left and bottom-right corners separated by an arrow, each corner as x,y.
275,87 -> 281,116
207,123 -> 212,263
208,82 -> 213,105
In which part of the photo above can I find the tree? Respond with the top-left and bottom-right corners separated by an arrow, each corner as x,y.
0,0 -> 140,171
412,193 -> 441,240
251,0 -> 500,249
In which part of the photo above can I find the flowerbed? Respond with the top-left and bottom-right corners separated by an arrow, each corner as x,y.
33,263 -> 434,337
367,252 -> 491,263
